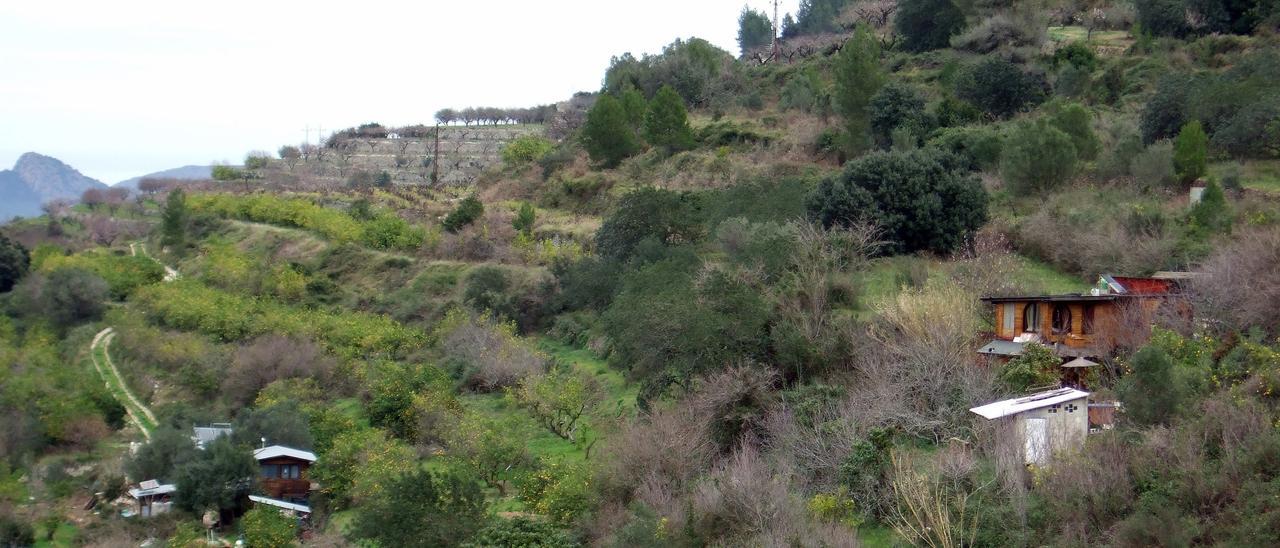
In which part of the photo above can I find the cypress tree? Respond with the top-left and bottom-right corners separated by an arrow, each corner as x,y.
1174,120 -> 1208,184
832,24 -> 884,154
160,188 -> 187,254
582,94 -> 640,168
644,85 -> 695,153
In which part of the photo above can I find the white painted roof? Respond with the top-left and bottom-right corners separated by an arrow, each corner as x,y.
129,483 -> 177,498
969,388 -> 1090,420
253,445 -> 316,462
249,495 -> 311,514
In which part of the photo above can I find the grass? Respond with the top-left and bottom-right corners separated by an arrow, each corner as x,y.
1210,159 -> 1280,194
537,338 -> 636,411
855,254 -> 1083,318
90,335 -> 157,436
32,522 -> 78,548
858,524 -> 902,548
1047,25 -> 1133,51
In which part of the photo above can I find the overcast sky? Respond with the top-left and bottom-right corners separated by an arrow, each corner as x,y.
1,1 -> 799,184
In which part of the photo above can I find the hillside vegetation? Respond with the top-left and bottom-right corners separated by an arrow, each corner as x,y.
3,1 -> 1280,546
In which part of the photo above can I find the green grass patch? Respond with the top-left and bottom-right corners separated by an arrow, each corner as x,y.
1211,160 -> 1280,194
537,338 -> 636,410
857,524 -> 902,548
90,342 -> 157,436
460,393 -> 588,463
1048,26 -> 1133,51
32,522 -> 78,548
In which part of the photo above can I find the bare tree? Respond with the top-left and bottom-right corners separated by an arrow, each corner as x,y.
1191,226 -> 1280,336
85,215 -> 122,246
81,188 -> 106,209
104,187 -> 129,214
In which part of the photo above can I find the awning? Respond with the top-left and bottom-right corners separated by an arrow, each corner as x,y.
249,495 -> 311,514
977,339 -> 1024,356
1061,357 -> 1099,368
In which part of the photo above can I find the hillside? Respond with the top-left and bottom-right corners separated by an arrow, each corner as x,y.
3,1 -> 1280,547
0,153 -> 106,221
113,165 -> 214,190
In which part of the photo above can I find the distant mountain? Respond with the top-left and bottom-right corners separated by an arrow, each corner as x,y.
0,152 -> 107,222
114,165 -> 214,190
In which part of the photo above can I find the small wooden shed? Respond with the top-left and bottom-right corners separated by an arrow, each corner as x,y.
970,388 -> 1090,465
128,479 -> 176,517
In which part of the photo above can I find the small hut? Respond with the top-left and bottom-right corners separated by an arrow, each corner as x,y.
128,480 -> 176,517
970,388 -> 1090,465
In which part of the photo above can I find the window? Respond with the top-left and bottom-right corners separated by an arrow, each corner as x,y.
1022,303 -> 1040,333
1002,303 -> 1015,335
1052,304 -> 1072,335
260,464 -> 278,479
281,465 -> 300,479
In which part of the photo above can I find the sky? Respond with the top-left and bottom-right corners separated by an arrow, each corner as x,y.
1,0 -> 800,184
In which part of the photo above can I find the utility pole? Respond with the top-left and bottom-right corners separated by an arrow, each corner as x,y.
432,124 -> 440,186
303,124 -> 312,146
772,0 -> 780,61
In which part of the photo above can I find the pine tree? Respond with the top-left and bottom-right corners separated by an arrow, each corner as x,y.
737,7 -> 774,56
832,24 -> 884,154
582,94 -> 640,168
160,188 -> 187,254
1119,345 -> 1181,426
1174,120 -> 1208,184
512,202 -> 536,236
644,85 -> 695,153
619,87 -> 648,133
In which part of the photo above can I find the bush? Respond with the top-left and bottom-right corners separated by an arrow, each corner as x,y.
1171,120 -> 1208,185
869,83 -> 927,149
950,12 -> 1047,54
1118,345 -> 1182,426
443,196 -> 484,233
1000,118 -> 1078,194
927,126 -> 1003,171
436,309 -> 546,392
42,268 -> 109,327
463,516 -> 576,548
0,235 -> 29,293
997,342 -> 1061,392
643,85 -> 695,153
779,69 -> 826,113
594,187 -> 703,261
955,58 -> 1048,119
1211,97 -> 1280,159
1136,0 -> 1190,38
1140,75 -> 1192,144
806,148 -> 987,255
240,506 -> 296,548
895,0 -> 966,52
349,468 -> 485,548
1053,42 -> 1098,71
1048,102 -> 1100,161
503,135 -> 555,167
1129,140 -> 1176,187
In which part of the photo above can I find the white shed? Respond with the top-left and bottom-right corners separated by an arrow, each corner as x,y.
970,388 -> 1090,465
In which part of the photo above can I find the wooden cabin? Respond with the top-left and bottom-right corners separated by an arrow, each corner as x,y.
128,480 -> 176,517
253,445 -> 317,504
980,274 -> 1186,361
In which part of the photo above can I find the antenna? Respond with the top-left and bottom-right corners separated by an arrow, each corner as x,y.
303,124 -> 312,146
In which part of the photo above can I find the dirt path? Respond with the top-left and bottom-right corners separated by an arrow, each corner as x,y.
129,242 -> 179,281
90,327 -> 157,440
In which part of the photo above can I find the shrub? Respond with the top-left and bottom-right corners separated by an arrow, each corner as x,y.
224,335 -> 334,407
895,0 -> 966,52
39,251 -> 163,300
950,11 -> 1046,54
503,135 -> 555,167
1140,75 -> 1192,144
1119,345 -> 1181,426
779,69 -> 826,113
1053,42 -> 1098,71
463,516 -> 576,548
1136,0 -> 1190,37
349,468 -> 485,548
1129,140 -> 1176,187
807,148 -> 987,255
443,196 -> 484,233
594,187 -> 703,261
1190,226 -> 1280,335
1048,102 -> 1100,161
869,83 -> 927,149
0,235 -> 29,293
513,202 -> 536,235
1000,118 -> 1078,194
42,268 -> 109,327
436,309 -> 546,392
1211,97 -> 1280,159
955,58 -> 1047,119
997,342 -> 1061,392
927,126 -> 1003,171
240,506 -> 296,548
1173,120 -> 1208,184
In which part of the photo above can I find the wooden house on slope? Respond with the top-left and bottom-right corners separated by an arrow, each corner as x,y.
253,445 -> 317,508
979,273 -> 1190,366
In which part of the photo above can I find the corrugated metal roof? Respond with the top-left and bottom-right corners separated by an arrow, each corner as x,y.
253,445 -> 317,463
249,495 -> 311,514
977,339 -> 1024,356
129,483 -> 177,498
969,388 -> 1090,420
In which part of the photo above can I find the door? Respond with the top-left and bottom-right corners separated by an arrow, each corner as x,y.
1024,418 -> 1048,464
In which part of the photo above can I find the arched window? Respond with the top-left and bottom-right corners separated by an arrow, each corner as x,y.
1022,303 -> 1040,333
1052,304 -> 1072,334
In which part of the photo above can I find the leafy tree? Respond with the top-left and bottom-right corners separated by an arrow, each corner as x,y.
997,342 -> 1061,393
43,268 -> 109,327
366,362 -> 450,441
232,401 -> 313,450
1212,96 -> 1280,158
462,266 -> 516,320
806,148 -> 988,255
1140,75 -> 1192,144
241,506 -> 296,548
277,145 -> 301,170
1048,102 -> 1100,161
211,164 -> 245,182
1189,179 -> 1231,234
446,414 -> 531,493
595,187 -> 703,261
161,188 -> 188,253
310,427 -> 415,508
0,235 -> 29,293
443,195 -> 484,233
793,0 -> 845,35
510,367 -> 605,442
462,516 -> 576,548
956,58 -> 1047,119
244,152 -> 270,170
1136,0 -> 1191,37
1173,120 -> 1208,184
779,69 -> 825,113
513,202 -> 536,236
502,136 -> 555,167
349,468 -> 485,548
174,437 -> 255,516
619,87 -> 648,132
128,426 -> 200,482
832,24 -> 884,153
1000,118 -> 1079,194
896,0 -> 966,52
869,83 -> 927,149
737,7 -> 774,56
582,94 -> 640,168
1119,345 -> 1182,426
643,85 -> 695,153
